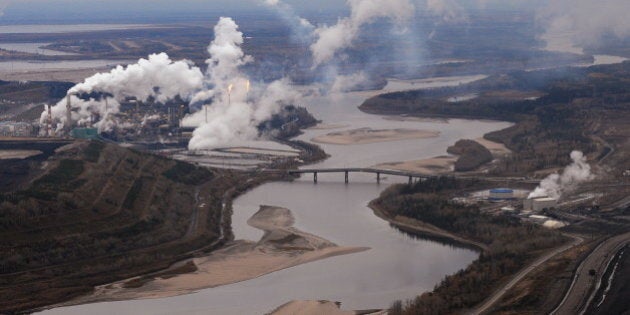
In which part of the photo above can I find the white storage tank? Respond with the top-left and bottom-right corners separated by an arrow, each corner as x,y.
524,196 -> 557,212
489,188 -> 514,200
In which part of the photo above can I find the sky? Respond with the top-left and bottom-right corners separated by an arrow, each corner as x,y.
0,0 -> 546,24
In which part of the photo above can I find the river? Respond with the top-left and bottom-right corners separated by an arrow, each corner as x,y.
39,76 -> 512,314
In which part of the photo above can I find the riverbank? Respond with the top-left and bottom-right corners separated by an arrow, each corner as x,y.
369,201 -> 488,251
269,300 -> 386,315
55,206 -> 368,306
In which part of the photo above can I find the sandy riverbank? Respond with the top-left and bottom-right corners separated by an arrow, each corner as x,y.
374,155 -> 456,175
61,206 -> 368,305
312,128 -> 440,145
269,300 -> 386,315
0,150 -> 42,159
371,138 -> 508,175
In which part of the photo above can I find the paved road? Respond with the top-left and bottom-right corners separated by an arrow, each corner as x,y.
468,234 -> 584,315
551,231 -> 630,315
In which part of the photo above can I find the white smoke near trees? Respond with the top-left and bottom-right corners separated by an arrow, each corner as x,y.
184,17 -> 300,150
537,0 -> 630,53
310,0 -> 415,67
528,151 -> 594,200
41,53 -> 203,132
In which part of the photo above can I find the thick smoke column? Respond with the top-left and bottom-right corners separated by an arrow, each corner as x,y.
41,53 -> 204,132
310,0 -> 415,67
185,17 -> 300,150
538,0 -> 630,53
70,53 -> 203,102
528,151 -> 593,199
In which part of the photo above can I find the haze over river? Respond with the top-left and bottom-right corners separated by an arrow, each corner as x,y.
38,75 -> 512,314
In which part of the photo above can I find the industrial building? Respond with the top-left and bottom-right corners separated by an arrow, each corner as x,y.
0,121 -> 38,137
523,196 -> 558,212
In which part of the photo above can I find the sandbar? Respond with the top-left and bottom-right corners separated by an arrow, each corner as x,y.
62,206 -> 368,305
312,128 -> 440,145
374,155 -> 456,175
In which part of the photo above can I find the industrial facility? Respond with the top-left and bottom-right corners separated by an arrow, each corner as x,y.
523,196 -> 558,212
488,188 -> 515,200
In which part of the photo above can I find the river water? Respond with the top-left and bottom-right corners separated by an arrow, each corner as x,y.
39,76 -> 512,315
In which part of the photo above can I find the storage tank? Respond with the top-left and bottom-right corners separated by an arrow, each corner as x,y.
489,188 -> 514,200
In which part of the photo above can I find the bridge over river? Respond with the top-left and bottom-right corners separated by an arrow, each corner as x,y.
278,168 -> 541,185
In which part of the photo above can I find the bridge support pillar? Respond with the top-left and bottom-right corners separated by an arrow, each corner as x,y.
377,172 -> 380,184
408,176 -> 412,185
314,172 -> 318,183
345,171 -> 349,184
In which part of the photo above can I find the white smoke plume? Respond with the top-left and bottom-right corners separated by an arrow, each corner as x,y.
70,53 -> 203,102
184,17 -> 301,150
310,0 -> 415,67
538,0 -> 630,53
0,1 -> 8,17
528,151 -> 594,200
41,53 -> 204,132
261,0 -> 314,43
426,0 -> 468,23
330,71 -> 369,93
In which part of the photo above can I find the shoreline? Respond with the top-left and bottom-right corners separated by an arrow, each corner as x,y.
368,201 -> 488,252
51,206 -> 369,307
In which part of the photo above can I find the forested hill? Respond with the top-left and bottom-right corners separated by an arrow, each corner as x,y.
360,62 -> 630,175
0,140 -> 241,313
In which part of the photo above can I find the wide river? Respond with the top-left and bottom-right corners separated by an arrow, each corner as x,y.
41,76 -> 511,315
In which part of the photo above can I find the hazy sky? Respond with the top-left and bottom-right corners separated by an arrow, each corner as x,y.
0,0 -> 548,24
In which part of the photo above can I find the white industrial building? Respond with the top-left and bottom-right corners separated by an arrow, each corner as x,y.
524,196 -> 558,212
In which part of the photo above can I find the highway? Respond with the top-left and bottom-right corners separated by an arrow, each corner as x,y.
550,231 -> 630,315
468,234 -> 584,315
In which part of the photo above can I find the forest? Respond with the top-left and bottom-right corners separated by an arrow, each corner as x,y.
372,177 -> 568,314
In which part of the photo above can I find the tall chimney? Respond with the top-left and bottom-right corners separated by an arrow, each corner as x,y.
47,104 -> 53,137
65,95 -> 73,133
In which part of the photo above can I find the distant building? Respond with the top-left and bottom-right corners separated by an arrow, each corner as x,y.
0,121 -> 37,137
489,188 -> 515,200
71,128 -> 99,139
524,196 -> 558,212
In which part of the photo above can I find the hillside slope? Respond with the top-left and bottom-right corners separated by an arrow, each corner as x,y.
0,140 -> 244,313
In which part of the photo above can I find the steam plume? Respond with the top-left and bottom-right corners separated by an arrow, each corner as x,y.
261,0 -> 314,43
538,0 -> 630,53
41,53 -> 204,132
528,151 -> 593,199
310,0 -> 415,67
184,17 -> 300,150
426,0 -> 468,23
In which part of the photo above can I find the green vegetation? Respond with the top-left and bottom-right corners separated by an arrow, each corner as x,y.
373,177 -> 567,314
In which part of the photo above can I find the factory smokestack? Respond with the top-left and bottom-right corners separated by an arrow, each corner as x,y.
65,95 -> 73,133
